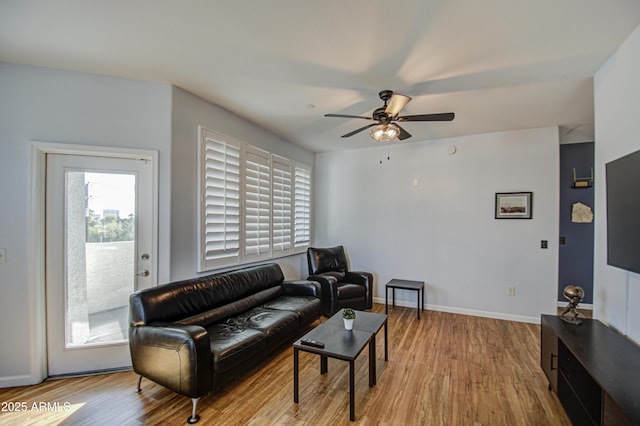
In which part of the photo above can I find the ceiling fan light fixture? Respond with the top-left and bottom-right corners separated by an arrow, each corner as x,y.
325,89 -> 454,141
385,94 -> 412,116
370,123 -> 400,142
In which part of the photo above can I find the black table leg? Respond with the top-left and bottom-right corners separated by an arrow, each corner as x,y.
349,360 -> 355,421
369,336 -> 376,386
384,321 -> 388,361
385,286 -> 389,314
417,289 -> 420,320
320,355 -> 327,374
293,348 -> 299,403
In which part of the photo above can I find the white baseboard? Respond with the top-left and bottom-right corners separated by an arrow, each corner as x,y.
373,297 -> 540,324
0,374 -> 42,388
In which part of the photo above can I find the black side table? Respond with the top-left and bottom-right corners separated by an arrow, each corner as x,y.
385,279 -> 425,319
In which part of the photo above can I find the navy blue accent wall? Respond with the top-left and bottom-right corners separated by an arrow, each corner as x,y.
558,142 -> 594,303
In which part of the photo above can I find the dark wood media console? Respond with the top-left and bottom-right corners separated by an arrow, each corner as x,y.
541,314 -> 640,425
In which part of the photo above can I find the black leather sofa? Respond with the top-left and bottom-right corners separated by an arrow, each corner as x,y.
129,263 -> 321,424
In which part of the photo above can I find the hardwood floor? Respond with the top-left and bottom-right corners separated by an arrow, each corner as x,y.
0,305 -> 569,425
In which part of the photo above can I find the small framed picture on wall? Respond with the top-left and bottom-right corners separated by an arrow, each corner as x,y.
495,192 -> 533,219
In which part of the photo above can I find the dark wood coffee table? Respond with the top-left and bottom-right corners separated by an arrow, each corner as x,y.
325,309 -> 388,375
293,323 -> 374,421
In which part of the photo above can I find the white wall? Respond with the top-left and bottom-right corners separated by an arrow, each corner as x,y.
170,87 -> 315,281
315,127 -> 560,322
0,63 -> 172,386
594,24 -> 640,343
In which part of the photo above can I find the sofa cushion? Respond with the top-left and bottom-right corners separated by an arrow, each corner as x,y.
307,246 -> 349,274
228,307 -> 299,347
262,296 -> 322,325
320,271 -> 345,282
130,263 -> 285,325
177,286 -> 284,328
336,283 -> 366,299
207,324 -> 266,373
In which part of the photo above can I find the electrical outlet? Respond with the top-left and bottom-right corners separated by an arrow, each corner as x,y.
507,286 -> 516,296
0,249 -> 6,263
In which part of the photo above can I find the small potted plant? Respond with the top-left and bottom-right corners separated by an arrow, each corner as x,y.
342,308 -> 356,330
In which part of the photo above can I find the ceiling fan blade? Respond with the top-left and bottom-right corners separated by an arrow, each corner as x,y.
397,112 -> 455,122
341,123 -> 377,138
325,113 -> 374,120
396,125 -> 412,140
385,94 -> 412,117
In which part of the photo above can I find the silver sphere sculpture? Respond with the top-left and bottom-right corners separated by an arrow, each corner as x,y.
561,285 -> 585,325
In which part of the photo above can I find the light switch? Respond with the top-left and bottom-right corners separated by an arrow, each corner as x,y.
0,249 -> 6,263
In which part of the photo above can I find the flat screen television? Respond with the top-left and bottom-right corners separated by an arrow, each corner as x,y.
606,148 -> 640,274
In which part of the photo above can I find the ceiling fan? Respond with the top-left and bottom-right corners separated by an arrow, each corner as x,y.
325,90 -> 454,142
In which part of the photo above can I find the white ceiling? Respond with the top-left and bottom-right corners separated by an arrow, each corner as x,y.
2,1 -> 640,152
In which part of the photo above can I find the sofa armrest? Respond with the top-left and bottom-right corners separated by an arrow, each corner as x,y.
306,274 -> 339,294
129,323 -> 212,398
345,271 -> 374,309
282,280 -> 321,298
307,274 -> 341,315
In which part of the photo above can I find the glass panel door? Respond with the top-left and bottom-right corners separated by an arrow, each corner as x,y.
46,154 -> 155,375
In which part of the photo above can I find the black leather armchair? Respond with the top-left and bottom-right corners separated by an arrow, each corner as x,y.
306,246 -> 373,316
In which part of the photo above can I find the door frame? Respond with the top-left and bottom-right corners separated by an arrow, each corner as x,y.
29,142 -> 158,381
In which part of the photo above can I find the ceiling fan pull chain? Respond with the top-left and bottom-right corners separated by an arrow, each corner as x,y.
378,145 -> 391,163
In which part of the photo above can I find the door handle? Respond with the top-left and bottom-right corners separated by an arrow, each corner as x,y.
136,270 -> 150,277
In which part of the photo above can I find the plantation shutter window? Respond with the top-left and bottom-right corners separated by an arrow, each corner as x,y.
198,126 -> 311,271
